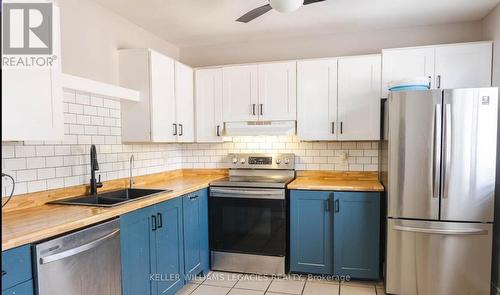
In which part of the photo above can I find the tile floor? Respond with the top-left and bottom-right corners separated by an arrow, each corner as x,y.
176,271 -> 385,295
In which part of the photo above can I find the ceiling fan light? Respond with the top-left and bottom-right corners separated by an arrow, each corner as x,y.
269,0 -> 303,13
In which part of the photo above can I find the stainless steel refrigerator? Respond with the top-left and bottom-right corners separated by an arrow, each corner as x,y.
383,88 -> 498,295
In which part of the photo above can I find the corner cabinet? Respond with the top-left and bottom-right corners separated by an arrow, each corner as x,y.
119,49 -> 194,143
222,61 -> 296,122
182,189 -> 210,279
120,189 -> 210,295
195,68 -> 224,142
290,190 -> 381,279
297,55 -> 381,141
2,5 -> 63,142
382,41 -> 492,97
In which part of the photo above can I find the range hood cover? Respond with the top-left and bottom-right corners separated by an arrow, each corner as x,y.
224,121 -> 296,136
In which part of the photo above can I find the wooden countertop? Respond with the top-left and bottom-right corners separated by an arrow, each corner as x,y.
2,169 -> 384,251
2,170 -> 226,251
288,171 -> 385,192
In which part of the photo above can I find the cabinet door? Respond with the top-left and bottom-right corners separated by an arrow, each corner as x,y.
195,68 -> 223,142
222,65 -> 259,122
297,59 -> 338,141
338,55 -> 381,141
333,192 -> 380,280
290,190 -> 333,274
175,62 -> 195,142
120,206 -> 156,295
381,47 -> 434,97
258,62 -> 297,121
2,6 -> 63,142
1,280 -> 33,295
182,189 -> 209,280
154,198 -> 185,295
435,42 -> 492,89
150,51 -> 177,142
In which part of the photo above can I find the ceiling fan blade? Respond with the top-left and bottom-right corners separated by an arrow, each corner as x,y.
236,4 -> 273,23
303,0 -> 326,5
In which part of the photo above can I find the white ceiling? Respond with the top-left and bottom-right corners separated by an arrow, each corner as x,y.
92,0 -> 500,48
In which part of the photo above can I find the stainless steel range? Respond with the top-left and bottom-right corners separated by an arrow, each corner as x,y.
209,153 -> 295,275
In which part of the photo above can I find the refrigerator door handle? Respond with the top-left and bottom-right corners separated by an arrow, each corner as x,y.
432,104 -> 442,198
442,104 -> 452,199
393,225 -> 487,235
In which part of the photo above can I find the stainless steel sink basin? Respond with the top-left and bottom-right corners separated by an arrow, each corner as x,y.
48,188 -> 171,207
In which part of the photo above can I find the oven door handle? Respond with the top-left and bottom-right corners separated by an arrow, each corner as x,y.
210,188 -> 285,200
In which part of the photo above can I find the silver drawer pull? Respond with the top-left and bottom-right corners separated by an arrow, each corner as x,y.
40,230 -> 119,264
393,225 -> 487,235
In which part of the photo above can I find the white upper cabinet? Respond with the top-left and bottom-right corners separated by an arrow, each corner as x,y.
337,55 -> 381,141
195,68 -> 223,142
119,49 -> 176,142
222,62 -> 297,122
2,6 -> 63,142
175,61 -> 195,142
382,42 -> 493,97
119,49 -> 193,143
297,58 -> 338,141
258,62 -> 297,121
434,42 -> 492,89
381,47 -> 434,98
222,65 -> 259,122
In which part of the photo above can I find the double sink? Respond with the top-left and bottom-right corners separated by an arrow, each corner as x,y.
49,188 -> 171,207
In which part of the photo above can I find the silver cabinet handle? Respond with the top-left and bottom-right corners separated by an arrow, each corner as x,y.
428,76 -> 432,88
340,122 -> 343,134
432,104 -> 442,198
331,122 -> 335,134
252,104 -> 256,115
40,230 -> 120,264
393,225 -> 487,235
442,104 -> 451,198
436,75 -> 442,89
260,104 -> 263,116
325,199 -> 331,211
216,125 -> 221,137
179,124 -> 183,136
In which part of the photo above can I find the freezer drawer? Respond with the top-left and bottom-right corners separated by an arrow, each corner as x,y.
386,219 -> 492,295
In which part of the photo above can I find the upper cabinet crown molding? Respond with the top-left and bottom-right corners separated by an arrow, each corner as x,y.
118,49 -> 194,143
382,41 -> 493,98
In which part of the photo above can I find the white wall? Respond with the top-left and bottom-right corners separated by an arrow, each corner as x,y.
56,0 -> 180,85
483,4 -> 500,87
180,21 -> 483,67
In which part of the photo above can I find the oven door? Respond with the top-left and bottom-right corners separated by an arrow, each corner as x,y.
209,187 -> 286,257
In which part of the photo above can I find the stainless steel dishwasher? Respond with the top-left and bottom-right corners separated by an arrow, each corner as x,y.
34,219 -> 121,295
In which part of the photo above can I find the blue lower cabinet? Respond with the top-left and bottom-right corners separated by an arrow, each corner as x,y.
290,190 -> 381,279
2,245 -> 32,291
1,280 -> 33,295
333,192 -> 380,280
182,189 -> 209,281
155,198 -> 185,295
120,205 -> 156,295
290,190 -> 333,274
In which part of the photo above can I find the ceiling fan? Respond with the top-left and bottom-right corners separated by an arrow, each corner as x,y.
236,0 -> 326,23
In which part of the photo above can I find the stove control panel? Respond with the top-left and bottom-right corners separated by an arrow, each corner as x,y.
228,153 -> 295,169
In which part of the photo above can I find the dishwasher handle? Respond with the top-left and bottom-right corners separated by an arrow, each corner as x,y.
40,229 -> 120,264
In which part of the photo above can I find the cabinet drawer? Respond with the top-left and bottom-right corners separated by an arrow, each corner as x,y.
1,246 -> 32,291
1,280 -> 33,295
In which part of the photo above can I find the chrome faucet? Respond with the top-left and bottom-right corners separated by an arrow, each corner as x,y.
90,145 -> 103,195
129,155 -> 135,188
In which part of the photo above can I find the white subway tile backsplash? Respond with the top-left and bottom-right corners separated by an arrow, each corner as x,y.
2,90 -> 379,197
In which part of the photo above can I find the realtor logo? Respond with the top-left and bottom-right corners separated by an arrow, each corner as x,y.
2,2 -> 53,55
